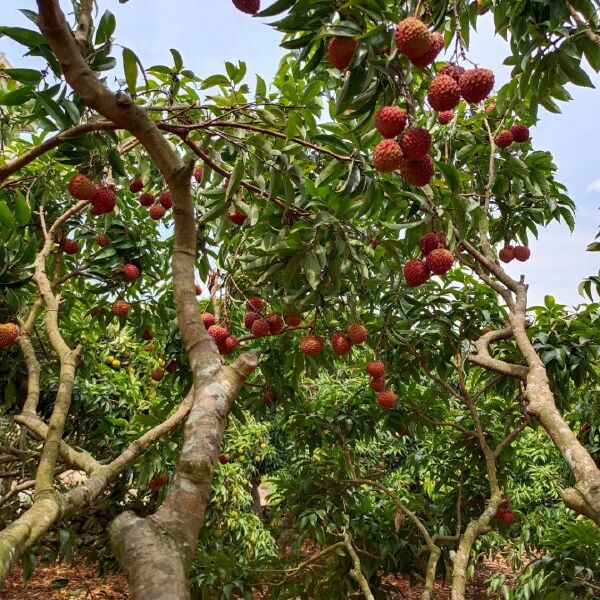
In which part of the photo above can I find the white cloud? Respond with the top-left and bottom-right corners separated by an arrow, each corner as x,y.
587,179 -> 600,193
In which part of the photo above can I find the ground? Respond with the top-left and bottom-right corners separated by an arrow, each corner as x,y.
4,555 -> 513,599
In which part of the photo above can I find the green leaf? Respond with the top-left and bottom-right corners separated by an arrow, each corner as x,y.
3,68 -> 42,85
226,157 -> 245,201
436,161 -> 460,193
201,74 -> 230,89
0,26 -> 46,49
95,10 -> 116,45
14,192 -> 31,226
304,250 -> 321,290
257,0 -> 297,17
122,47 -> 139,94
0,86 -> 34,106
0,201 -> 17,229
170,48 -> 183,71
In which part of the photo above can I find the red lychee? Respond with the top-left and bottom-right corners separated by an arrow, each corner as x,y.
408,32 -> 443,68
284,310 -> 302,327
374,106 -> 407,139
122,263 -> 140,281
495,129 -> 514,149
142,329 -> 153,341
438,110 -> 454,125
219,335 -> 238,355
513,246 -> 531,262
251,319 -> 270,337
149,473 -> 168,492
347,323 -> 368,345
399,155 -> 434,186
208,324 -> 229,344
299,334 -> 323,356
377,390 -> 397,410
499,245 -> 515,263
266,312 -> 284,334
419,231 -> 446,256
195,282 -> 202,295
400,127 -> 431,160
244,312 -> 260,329
366,360 -> 385,378
112,299 -> 130,317
149,204 -> 166,220
246,297 -> 264,312
166,360 -> 178,373
194,167 -> 204,183
226,207 -> 247,226
159,192 -> 172,209
91,187 -> 116,214
395,17 -> 431,58
264,389 -> 277,405
426,248 -> 454,275
129,178 -> 143,193
459,68 -> 495,103
0,323 -> 20,348
139,192 -> 155,207
428,74 -> 461,111
61,238 -> 79,255
404,259 -> 430,287
438,63 -> 465,82
332,333 -> 352,356
89,307 -> 102,318
373,139 -> 403,173
68,174 -> 96,200
511,124 -> 529,143
370,377 -> 386,392
96,234 -> 110,247
201,312 -> 216,329
151,368 -> 165,382
218,453 -> 230,464
232,0 -> 260,15
327,37 -> 357,70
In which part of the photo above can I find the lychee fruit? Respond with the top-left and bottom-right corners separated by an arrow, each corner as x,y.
244,312 -> 260,329
219,335 -> 238,355
266,312 -> 284,334
438,63 -> 465,82
112,299 -> 130,317
419,231 -> 446,256
377,390 -> 397,410
428,74 -> 461,111
459,68 -> 495,103
232,0 -> 260,15
139,192 -> 155,207
91,187 -> 116,214
251,319 -> 270,337
499,245 -> 515,263
0,323 -> 20,348
408,32 -> 443,68
89,307 -> 102,318
218,453 -> 230,464
404,259 -> 430,287
194,167 -> 204,183
366,361 -> 385,378
60,238 -> 79,255
68,174 -> 96,200
195,282 -> 202,295
208,324 -> 229,344
166,360 -> 178,373
513,246 -> 530,262
400,127 -> 431,160
347,323 -> 368,345
495,129 -> 514,149
438,110 -> 454,125
370,377 -> 386,392
511,124 -> 529,143
284,310 -> 302,327
122,263 -> 140,281
151,368 -> 165,381
226,207 -> 247,226
299,334 -> 323,356
201,312 -> 216,329
142,329 -> 153,341
375,106 -> 407,138
327,37 -> 357,70
264,389 -> 277,405
399,155 -> 434,186
159,192 -> 172,209
149,204 -> 166,220
246,297 -> 264,312
149,473 -> 168,492
373,139 -> 403,173
129,178 -> 143,193
332,333 -> 352,356
96,234 -> 110,247
426,248 -> 454,275
395,17 -> 431,58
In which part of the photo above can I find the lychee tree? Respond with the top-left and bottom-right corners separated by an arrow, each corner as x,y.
0,1 -> 599,599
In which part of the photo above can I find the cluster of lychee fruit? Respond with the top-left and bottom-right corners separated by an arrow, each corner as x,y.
299,322 -> 368,358
68,174 -> 116,216
130,178 -> 172,221
366,360 -> 397,410
403,231 -> 454,287
498,244 -> 530,263
494,497 -> 515,526
200,311 -> 240,356
0,323 -> 20,348
495,124 -> 530,149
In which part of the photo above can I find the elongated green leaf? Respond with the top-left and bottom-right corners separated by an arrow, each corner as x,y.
122,47 -> 139,94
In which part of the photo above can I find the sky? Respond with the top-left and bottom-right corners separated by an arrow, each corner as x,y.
1,1 -> 598,307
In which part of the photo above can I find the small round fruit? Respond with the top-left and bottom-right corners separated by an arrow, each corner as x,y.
399,155 -> 434,186
195,282 -> 202,295
90,187 -> 116,214
438,63 -> 465,82
166,360 -> 178,373
227,207 -> 247,226
251,319 -> 270,337
218,453 -> 230,464
159,192 -> 172,209
139,192 -> 155,207
498,245 -> 515,263
327,37 -> 357,70
284,310 -> 302,327
142,329 -> 153,341
129,178 -> 144,193
419,231 -> 446,256
208,325 -> 229,344
112,359 -> 121,369
149,204 -> 166,220
400,128 -> 431,160
219,335 -> 238,355
264,389 -> 277,405
68,174 -> 96,200
408,32 -> 443,68
511,124 -> 530,143
513,246 -> 531,262
370,377 -> 386,392
61,238 -> 79,255
366,360 -> 385,378
299,334 -> 323,356
332,333 -> 352,356
122,263 -> 140,281
244,312 -> 260,329
95,234 -> 110,247
112,299 -> 130,317
374,106 -> 408,139
0,323 -> 20,348
373,139 -> 403,173
266,312 -> 284,334
427,74 -> 461,111
377,390 -> 397,410
246,297 -> 264,312
395,17 -> 431,57
232,0 -> 260,15
201,312 -> 216,329
194,167 -> 204,183
149,473 -> 168,492
438,110 -> 454,125
151,368 -> 165,381
347,323 -> 368,345
459,68 -> 495,103
404,259 -> 430,287
495,129 -> 514,149
425,248 -> 454,275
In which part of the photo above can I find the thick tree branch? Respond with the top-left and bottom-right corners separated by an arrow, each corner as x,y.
469,327 -> 529,380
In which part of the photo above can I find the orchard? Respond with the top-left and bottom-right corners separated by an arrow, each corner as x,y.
0,1 -> 599,599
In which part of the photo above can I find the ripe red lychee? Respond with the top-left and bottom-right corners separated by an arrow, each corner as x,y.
166,360 -> 178,373
139,192 -> 155,207
400,127 -> 431,160
370,377 -> 386,392
428,74 -> 461,111
498,245 -> 515,263
327,37 -> 357,70
513,246 -> 531,262
408,32 -> 443,68
299,334 -> 323,356
266,312 -> 284,334
151,368 -> 165,382
112,299 -> 130,317
195,282 -> 202,295
366,360 -> 385,378
208,325 -> 229,344
149,204 -> 166,220
347,323 -> 368,345
149,473 -> 168,492
0,323 -> 20,348
377,390 -> 397,410
122,263 -> 140,281
419,231 -> 446,256
201,312 -> 216,329
159,192 -> 172,209
438,63 -> 465,82
232,0 -> 260,15
61,238 -> 79,255
373,139 -> 403,173
375,106 -> 407,139
438,111 -> 454,125
499,497 -> 510,510
129,178 -> 143,193
68,174 -> 96,200
264,389 -> 277,405
91,187 -> 116,214
332,333 -> 352,356
89,307 -> 102,318
142,329 -> 153,341
219,335 -> 238,355
399,155 -> 434,186
511,124 -> 529,143
426,248 -> 454,275
395,17 -> 431,58
244,312 -> 260,329
495,129 -> 514,149
226,207 -> 247,226
284,310 -> 302,327
218,453 -> 230,464
246,297 -> 264,312
404,259 -> 430,287
194,167 -> 204,183
459,68 -> 495,103
251,319 -> 270,337
96,234 -> 110,247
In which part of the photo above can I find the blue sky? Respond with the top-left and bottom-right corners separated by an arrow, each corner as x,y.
1,1 -> 598,306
